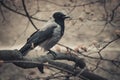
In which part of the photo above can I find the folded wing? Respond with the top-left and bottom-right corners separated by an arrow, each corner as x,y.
19,25 -> 57,56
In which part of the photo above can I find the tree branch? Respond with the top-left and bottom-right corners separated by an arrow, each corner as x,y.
21,0 -> 38,30
0,49 -> 108,80
0,1 -> 47,22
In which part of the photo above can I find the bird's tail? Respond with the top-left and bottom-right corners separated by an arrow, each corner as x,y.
19,43 -> 32,56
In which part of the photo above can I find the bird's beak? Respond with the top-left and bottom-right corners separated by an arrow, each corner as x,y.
64,16 -> 70,19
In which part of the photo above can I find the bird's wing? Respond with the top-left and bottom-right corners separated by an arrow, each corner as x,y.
27,30 -> 39,42
26,23 -> 57,45
19,22 -> 58,56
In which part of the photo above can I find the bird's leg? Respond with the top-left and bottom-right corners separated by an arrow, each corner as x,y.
47,50 -> 57,58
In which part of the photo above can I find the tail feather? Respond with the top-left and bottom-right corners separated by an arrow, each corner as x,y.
19,44 -> 32,56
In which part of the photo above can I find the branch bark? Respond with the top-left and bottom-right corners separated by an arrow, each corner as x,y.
0,49 -> 108,80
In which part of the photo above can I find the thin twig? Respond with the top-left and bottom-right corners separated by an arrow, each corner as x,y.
58,36 -> 120,64
86,60 -> 120,75
67,0 -> 77,15
0,1 -> 47,22
109,2 -> 120,22
98,37 -> 120,53
0,4 -> 6,22
40,0 -> 100,7
22,0 -> 38,30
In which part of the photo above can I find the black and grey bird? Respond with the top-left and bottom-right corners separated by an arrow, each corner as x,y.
19,12 -> 70,56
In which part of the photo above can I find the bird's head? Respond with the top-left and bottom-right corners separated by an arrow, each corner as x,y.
53,12 -> 70,20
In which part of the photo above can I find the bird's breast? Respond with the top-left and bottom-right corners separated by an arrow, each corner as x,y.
40,25 -> 62,50
53,25 -> 62,37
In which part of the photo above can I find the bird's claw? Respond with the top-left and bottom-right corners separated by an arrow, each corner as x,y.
47,50 -> 57,58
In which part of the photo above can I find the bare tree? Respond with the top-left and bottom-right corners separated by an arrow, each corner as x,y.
0,0 -> 120,80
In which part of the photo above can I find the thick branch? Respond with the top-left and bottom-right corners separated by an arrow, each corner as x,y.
0,50 -> 23,60
0,50 -> 85,69
0,50 -> 108,80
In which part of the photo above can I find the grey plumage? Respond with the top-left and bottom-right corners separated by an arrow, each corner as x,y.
19,12 -> 69,56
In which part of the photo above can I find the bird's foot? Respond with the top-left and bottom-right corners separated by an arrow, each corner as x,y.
38,64 -> 44,73
47,50 -> 57,58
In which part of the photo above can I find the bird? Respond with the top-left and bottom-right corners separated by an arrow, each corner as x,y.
19,12 -> 70,56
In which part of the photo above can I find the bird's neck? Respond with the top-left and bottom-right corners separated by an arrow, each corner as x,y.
55,19 -> 65,35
